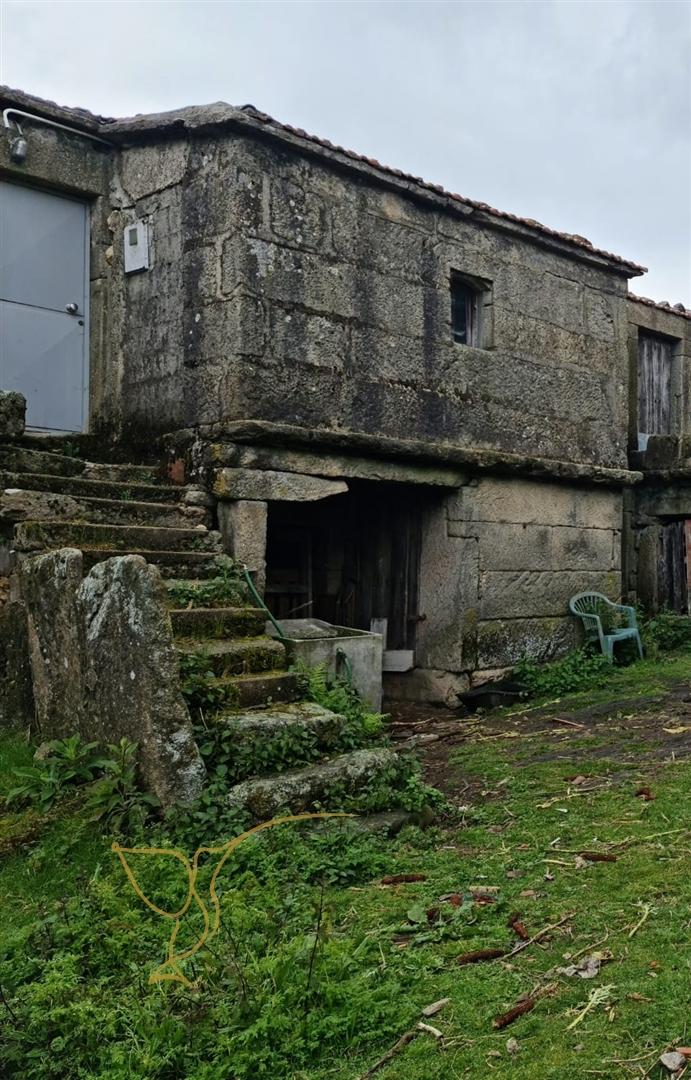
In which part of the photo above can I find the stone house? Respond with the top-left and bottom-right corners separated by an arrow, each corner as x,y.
1,84 -> 689,707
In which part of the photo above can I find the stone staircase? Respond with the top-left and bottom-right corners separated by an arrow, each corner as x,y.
1,440 -> 408,821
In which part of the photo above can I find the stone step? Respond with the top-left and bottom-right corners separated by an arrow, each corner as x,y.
177,634 -> 285,674
164,577 -> 248,609
173,606 -> 267,642
81,462 -> 165,485
14,520 -> 223,555
0,487 -> 210,529
0,470 -> 184,504
0,445 -> 86,478
80,549 -> 224,577
216,701 -> 346,749
225,747 -> 399,819
220,670 -> 302,709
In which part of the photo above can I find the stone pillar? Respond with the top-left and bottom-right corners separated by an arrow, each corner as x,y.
218,500 -> 268,593
21,548 -> 85,739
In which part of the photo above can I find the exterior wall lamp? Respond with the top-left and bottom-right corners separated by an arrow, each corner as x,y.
2,107 -> 113,165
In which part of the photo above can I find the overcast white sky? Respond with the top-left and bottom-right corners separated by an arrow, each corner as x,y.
1,0 -> 689,301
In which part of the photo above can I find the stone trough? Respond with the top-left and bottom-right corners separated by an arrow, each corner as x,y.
266,618 -> 383,712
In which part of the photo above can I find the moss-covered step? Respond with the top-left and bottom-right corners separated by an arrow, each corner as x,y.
81,462 -> 164,485
216,701 -> 347,749
164,578 -> 248,610
0,446 -> 86,478
14,520 -> 223,554
173,605 -> 267,641
80,549 -> 225,577
212,670 -> 302,709
225,747 -> 399,818
0,488 -> 210,530
0,470 -> 185,504
177,635 -> 285,675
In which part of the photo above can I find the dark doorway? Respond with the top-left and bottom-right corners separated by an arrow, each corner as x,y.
659,520 -> 689,614
265,482 -> 434,652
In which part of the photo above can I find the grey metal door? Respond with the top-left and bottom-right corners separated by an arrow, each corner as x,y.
0,180 -> 89,432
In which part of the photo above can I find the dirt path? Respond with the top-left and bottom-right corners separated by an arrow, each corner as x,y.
386,680 -> 691,804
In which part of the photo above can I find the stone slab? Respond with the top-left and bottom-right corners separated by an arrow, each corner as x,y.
20,548 -> 85,740
479,569 -> 620,620
0,601 -> 34,727
214,467 -> 348,502
208,442 -> 467,488
226,747 -> 399,818
78,555 -> 205,806
451,521 -> 619,573
477,617 -> 579,668
447,477 -> 623,531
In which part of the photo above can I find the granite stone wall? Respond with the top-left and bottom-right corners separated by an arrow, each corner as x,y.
414,476 -> 622,690
109,131 -> 632,469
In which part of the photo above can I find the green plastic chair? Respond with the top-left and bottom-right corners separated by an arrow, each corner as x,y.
569,592 -> 644,662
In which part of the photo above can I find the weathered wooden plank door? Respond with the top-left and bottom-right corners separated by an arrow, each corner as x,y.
638,332 -> 673,442
659,521 -> 688,613
350,492 -> 422,652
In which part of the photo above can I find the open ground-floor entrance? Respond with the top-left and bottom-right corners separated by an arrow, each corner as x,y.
265,482 -> 438,665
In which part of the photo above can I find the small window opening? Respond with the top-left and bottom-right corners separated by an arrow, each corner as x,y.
451,273 -> 489,347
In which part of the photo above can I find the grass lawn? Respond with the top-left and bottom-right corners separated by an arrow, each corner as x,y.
1,651 -> 690,1079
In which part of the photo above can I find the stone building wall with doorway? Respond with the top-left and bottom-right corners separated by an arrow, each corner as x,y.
2,87 -> 667,699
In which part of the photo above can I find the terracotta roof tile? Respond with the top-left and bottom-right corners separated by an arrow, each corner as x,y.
0,83 -> 647,275
629,294 -> 691,321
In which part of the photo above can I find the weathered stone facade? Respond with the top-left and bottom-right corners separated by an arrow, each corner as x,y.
1,85 -> 688,699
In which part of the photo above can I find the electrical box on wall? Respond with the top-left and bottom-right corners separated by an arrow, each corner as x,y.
123,220 -> 150,274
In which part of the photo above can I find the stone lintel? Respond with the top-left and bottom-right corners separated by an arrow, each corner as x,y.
175,420 -> 642,489
210,444 -> 467,488
214,467 -> 348,502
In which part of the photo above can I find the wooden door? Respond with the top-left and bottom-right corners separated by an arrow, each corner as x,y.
638,332 -> 673,442
350,491 -> 422,652
659,521 -> 688,613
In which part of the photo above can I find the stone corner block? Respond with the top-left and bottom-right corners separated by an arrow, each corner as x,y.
0,390 -> 26,439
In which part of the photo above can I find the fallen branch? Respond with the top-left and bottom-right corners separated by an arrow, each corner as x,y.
380,873 -> 427,885
628,902 -> 653,939
504,912 -> 575,960
550,717 -> 587,730
493,982 -> 559,1030
356,1029 -> 419,1079
493,997 -> 536,1029
356,1021 -> 443,1079
456,947 -> 506,966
